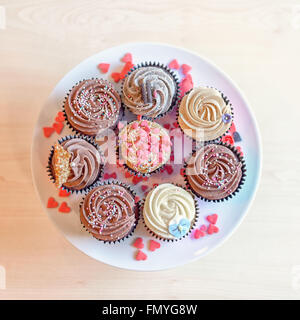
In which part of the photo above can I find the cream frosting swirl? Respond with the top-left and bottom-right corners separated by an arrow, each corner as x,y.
119,120 -> 171,174
143,184 -> 196,240
54,138 -> 102,191
178,87 -> 232,141
186,144 -> 243,200
80,184 -> 137,241
64,79 -> 121,136
122,66 -> 176,118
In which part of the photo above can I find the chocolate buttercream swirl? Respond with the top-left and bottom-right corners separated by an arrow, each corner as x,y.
64,79 -> 121,136
80,184 -> 137,242
53,138 -> 102,191
178,87 -> 232,141
122,66 -> 176,118
186,144 -> 242,200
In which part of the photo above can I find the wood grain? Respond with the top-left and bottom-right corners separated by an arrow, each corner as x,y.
0,0 -> 300,299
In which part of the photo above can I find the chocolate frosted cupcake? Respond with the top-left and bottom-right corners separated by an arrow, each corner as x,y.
178,86 -> 233,142
143,184 -> 197,241
118,119 -> 171,176
64,79 -> 121,136
47,136 -> 103,193
185,143 -> 245,201
122,63 -> 179,118
80,182 -> 139,242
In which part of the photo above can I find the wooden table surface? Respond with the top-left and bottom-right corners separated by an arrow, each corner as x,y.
1,0 -> 300,300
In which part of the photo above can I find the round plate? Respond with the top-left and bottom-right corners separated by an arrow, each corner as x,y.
31,42 -> 262,271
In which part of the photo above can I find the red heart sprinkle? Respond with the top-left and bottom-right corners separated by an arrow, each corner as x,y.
180,78 -> 193,97
98,63 -> 110,73
133,237 -> 144,249
163,124 -> 171,130
141,185 -> 148,192
181,63 -> 192,75
221,135 -> 234,145
135,250 -> 147,261
125,171 -> 133,178
47,197 -> 58,208
58,202 -> 71,213
200,224 -> 207,231
236,146 -> 244,157
132,176 -> 143,185
103,173 -> 110,180
194,229 -> 205,239
43,127 -> 55,138
180,168 -> 185,176
59,188 -> 71,197
149,240 -> 161,251
168,59 -> 180,70
207,224 -> 219,235
120,62 -> 134,79
207,214 -> 218,225
134,196 -> 140,203
53,122 -> 64,134
122,53 -> 133,63
111,172 -> 117,179
173,122 -> 179,128
111,72 -> 121,83
55,111 -> 65,122
228,122 -> 236,135
165,165 -> 173,175
153,183 -> 158,188
143,177 -> 148,181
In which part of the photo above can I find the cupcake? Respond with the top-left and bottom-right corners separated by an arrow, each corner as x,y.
48,136 -> 103,193
64,78 -> 121,136
122,63 -> 179,118
143,183 -> 197,241
118,119 -> 171,176
178,86 -> 233,142
80,182 -> 139,242
184,143 -> 246,201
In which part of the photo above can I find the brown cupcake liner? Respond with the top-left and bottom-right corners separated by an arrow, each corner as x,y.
176,87 -> 234,144
120,61 -> 181,120
79,180 -> 141,244
140,183 -> 199,242
46,134 -> 105,195
62,78 -> 124,137
183,141 -> 247,202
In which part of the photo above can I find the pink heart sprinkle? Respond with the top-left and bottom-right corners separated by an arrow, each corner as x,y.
181,63 -> 192,75
168,59 -> 180,70
200,224 -> 207,231
207,214 -> 218,225
135,250 -> 147,261
149,240 -> 161,251
133,237 -> 144,249
207,224 -> 219,235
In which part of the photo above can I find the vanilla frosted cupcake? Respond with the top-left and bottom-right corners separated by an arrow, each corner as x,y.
118,120 -> 171,176
178,87 -> 233,141
64,79 -> 121,136
48,136 -> 103,193
143,184 -> 197,240
122,65 -> 178,118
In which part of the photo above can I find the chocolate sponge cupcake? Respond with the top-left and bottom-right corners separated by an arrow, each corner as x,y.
184,143 -> 246,201
122,63 -> 179,118
64,79 -> 121,136
80,182 -> 139,242
47,136 -> 104,193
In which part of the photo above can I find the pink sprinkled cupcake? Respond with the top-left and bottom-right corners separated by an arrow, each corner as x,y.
118,119 -> 171,176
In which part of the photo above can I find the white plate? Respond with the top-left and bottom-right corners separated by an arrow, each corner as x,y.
31,42 -> 262,271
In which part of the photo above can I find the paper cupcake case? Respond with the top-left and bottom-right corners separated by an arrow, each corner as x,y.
140,183 -> 199,242
120,61 -> 181,120
176,87 -> 235,144
62,78 -> 124,137
183,141 -> 247,203
79,180 -> 141,244
46,134 -> 105,195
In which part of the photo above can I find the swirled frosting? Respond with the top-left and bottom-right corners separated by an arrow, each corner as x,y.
52,138 -> 102,191
64,79 -> 121,136
178,87 -> 232,141
143,184 -> 196,240
80,184 -> 137,241
186,144 -> 243,200
122,66 -> 176,118
119,120 -> 171,174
